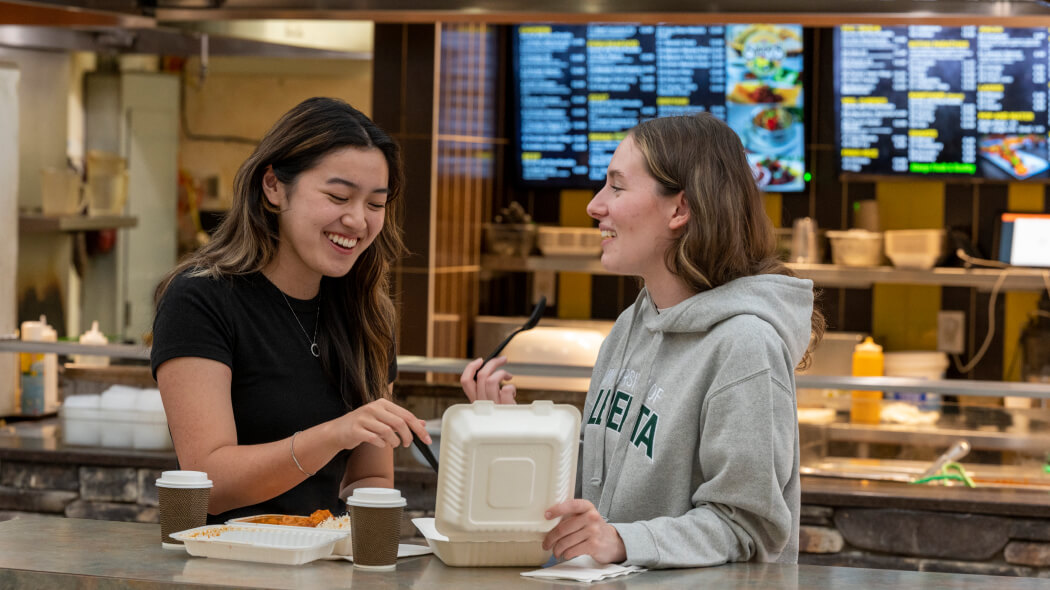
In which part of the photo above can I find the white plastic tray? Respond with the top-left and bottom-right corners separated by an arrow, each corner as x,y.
434,400 -> 581,542
413,517 -> 551,567
225,515 -> 353,556
172,524 -> 348,565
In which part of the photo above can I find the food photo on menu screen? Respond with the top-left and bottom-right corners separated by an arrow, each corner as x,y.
725,24 -> 806,192
978,134 -> 1050,180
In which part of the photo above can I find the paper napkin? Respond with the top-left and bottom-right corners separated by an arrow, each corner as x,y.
520,555 -> 646,582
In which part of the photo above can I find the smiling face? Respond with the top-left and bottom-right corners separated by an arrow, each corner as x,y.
586,135 -> 691,299
262,146 -> 389,297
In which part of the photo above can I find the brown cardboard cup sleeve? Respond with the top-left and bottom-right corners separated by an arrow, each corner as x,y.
346,487 -> 407,570
155,470 -> 213,549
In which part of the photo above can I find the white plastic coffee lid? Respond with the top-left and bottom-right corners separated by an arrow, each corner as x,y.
156,470 -> 212,488
346,487 -> 406,508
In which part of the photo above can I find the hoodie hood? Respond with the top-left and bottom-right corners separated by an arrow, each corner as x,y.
641,273 -> 814,367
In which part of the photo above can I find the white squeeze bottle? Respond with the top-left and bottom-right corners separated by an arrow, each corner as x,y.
75,321 -> 110,368
19,315 -> 58,415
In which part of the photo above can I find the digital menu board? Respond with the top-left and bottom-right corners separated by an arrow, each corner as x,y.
513,24 -> 806,192
835,25 -> 1050,181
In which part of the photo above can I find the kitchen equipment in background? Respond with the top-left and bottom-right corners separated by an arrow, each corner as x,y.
85,150 -> 128,216
884,229 -> 948,269
537,226 -> 603,257
1021,295 -> 1050,384
502,328 -> 604,391
826,229 -> 884,267
796,331 -> 865,410
481,296 -> 546,366
71,320 -> 109,367
60,386 -> 172,449
40,167 -> 84,216
996,212 -> 1050,268
19,315 -> 57,415
852,199 -> 880,232
884,350 -> 949,412
775,227 -> 826,263
482,223 -> 537,257
790,216 -> 819,263
917,440 -> 971,481
800,332 -> 867,376
474,316 -> 613,392
850,336 -> 884,424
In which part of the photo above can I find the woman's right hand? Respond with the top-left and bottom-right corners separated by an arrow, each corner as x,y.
336,398 -> 431,450
460,356 -> 517,404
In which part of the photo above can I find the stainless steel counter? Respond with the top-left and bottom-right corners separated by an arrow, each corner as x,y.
0,517 -> 1047,589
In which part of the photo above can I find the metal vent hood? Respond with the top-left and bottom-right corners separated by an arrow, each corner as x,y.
7,0 -> 1050,55
0,0 -> 371,57
110,0 -> 1050,25
6,0 -> 1050,24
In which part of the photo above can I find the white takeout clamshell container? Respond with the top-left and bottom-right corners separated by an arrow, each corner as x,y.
172,523 -> 348,565
413,517 -> 551,567
225,515 -> 353,556
429,400 -> 581,566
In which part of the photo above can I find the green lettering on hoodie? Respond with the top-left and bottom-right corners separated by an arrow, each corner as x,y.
605,391 -> 633,432
630,404 -> 658,459
587,389 -> 610,425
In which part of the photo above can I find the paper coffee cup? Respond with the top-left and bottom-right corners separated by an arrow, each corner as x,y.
346,487 -> 406,570
156,470 -> 212,550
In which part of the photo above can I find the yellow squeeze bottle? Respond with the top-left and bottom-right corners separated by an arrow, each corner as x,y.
850,337 -> 884,425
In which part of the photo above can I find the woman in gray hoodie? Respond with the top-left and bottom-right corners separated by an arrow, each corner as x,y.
462,113 -> 824,569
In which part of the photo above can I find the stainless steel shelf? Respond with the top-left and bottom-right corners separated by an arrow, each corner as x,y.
19,214 -> 138,233
797,375 -> 1050,399
481,254 -> 609,274
789,263 -> 1050,292
481,256 -> 1050,291
821,421 -> 1050,454
0,339 -> 149,361
3,343 -> 1046,400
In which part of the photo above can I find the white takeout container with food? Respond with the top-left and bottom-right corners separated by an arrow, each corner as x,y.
424,400 -> 581,566
226,513 -> 353,556
172,523 -> 348,565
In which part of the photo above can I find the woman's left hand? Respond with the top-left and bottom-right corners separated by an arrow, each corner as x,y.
542,499 -> 627,564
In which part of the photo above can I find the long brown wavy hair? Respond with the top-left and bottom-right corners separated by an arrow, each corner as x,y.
155,97 -> 406,406
629,113 -> 824,368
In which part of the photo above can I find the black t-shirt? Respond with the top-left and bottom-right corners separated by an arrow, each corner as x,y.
150,271 -> 397,523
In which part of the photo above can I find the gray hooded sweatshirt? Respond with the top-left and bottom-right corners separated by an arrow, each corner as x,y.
580,273 -> 813,569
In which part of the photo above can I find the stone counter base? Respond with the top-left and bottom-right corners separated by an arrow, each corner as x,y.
0,460 -> 163,522
799,505 -> 1050,577
0,457 -> 433,543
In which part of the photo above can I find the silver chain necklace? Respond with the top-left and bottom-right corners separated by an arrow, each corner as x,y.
280,291 -> 321,358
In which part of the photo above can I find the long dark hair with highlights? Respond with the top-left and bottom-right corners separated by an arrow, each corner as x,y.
155,97 -> 406,406
629,113 -> 824,368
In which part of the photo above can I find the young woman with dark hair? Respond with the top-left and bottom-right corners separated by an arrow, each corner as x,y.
152,97 -> 429,522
